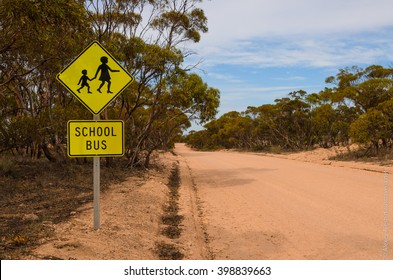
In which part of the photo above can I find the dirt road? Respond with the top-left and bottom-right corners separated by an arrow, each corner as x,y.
175,144 -> 393,260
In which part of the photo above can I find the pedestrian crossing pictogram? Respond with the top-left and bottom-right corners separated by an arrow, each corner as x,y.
57,41 -> 134,115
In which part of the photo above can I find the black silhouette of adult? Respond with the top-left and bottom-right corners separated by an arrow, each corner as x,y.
94,56 -> 119,93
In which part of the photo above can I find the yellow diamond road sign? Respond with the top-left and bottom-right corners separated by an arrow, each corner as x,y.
68,120 -> 124,157
57,41 -> 134,115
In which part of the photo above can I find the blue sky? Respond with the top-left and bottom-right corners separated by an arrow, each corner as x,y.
184,0 -> 393,128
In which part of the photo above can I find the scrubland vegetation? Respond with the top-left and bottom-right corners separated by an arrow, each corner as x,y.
186,65 -> 393,160
0,0 -> 220,167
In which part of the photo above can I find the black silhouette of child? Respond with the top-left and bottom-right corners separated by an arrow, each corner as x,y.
94,56 -> 119,93
77,69 -> 93,93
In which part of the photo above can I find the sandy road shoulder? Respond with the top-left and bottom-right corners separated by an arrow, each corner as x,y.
31,155 -> 171,260
29,151 -> 211,260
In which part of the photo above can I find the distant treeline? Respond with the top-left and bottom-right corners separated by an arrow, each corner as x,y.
185,65 -> 393,152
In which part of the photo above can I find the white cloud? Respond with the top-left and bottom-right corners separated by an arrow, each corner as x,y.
206,72 -> 244,83
185,0 -> 393,120
200,0 -> 393,42
190,35 -> 393,69
221,84 -> 319,94
274,76 -> 306,81
188,0 -> 393,69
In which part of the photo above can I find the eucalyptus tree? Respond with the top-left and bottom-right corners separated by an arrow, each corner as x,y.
0,0 -> 220,164
84,0 -> 219,167
0,0 -> 91,159
325,65 -> 393,150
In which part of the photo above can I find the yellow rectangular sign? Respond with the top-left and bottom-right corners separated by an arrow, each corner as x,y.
67,120 -> 124,157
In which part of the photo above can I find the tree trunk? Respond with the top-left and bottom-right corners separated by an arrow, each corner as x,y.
40,143 -> 57,162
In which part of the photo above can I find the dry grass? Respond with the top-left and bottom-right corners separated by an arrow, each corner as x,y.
0,156 -> 132,259
329,146 -> 393,165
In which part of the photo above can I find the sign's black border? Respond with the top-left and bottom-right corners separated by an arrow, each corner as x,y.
57,41 -> 134,115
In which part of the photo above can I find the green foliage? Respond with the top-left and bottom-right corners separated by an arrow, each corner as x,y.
3,0 -> 393,161
186,65 -> 393,153
349,109 -> 392,147
0,0 -> 220,165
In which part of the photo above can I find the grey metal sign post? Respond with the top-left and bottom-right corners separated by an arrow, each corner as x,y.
93,114 -> 100,230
